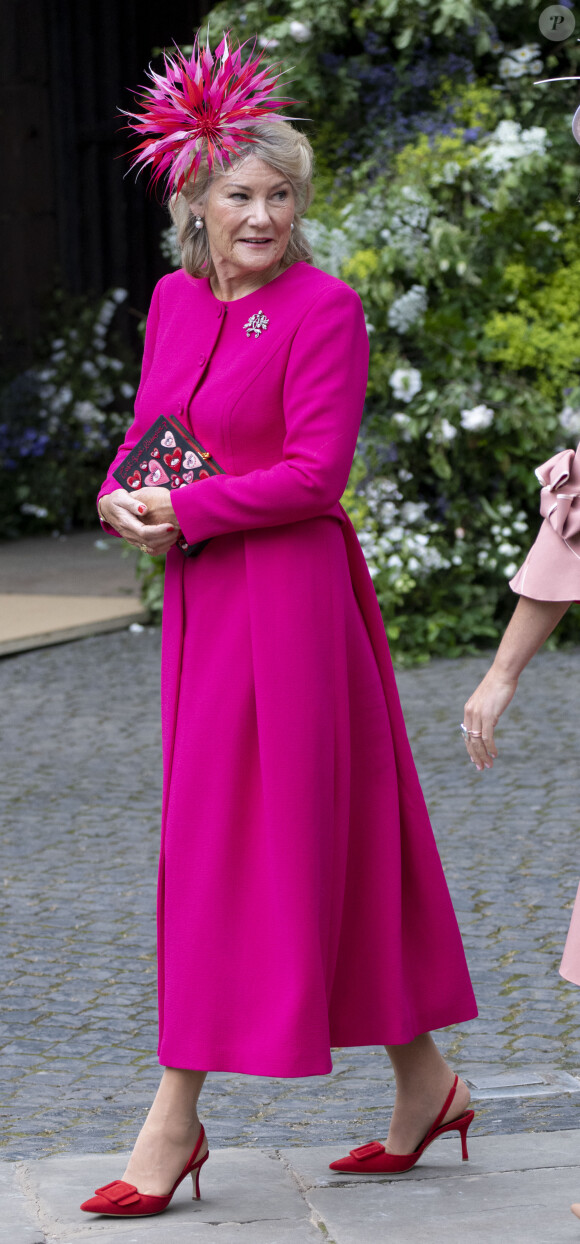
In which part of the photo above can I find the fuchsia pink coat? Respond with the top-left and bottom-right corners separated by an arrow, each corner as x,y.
99,262 -> 477,1076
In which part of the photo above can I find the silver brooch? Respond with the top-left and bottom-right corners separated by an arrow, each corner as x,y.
243,310 -> 269,338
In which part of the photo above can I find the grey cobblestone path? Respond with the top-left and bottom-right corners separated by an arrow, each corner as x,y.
2,631 -> 580,1161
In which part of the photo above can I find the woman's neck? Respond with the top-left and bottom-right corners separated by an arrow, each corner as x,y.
210,260 -> 284,302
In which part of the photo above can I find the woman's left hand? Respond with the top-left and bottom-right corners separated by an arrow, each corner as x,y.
462,667 -> 518,771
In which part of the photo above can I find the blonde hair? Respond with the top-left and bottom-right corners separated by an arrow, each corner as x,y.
169,121 -> 314,278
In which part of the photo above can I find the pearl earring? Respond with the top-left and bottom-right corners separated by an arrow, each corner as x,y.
290,222 -> 295,231
194,216 -> 204,230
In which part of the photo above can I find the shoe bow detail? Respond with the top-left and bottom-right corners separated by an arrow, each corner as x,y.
93,1180 -> 141,1206
328,1074 -> 474,1175
349,1142 -> 386,1161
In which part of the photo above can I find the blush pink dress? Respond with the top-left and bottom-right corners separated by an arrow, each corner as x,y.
99,263 -> 477,1076
510,442 -> 580,986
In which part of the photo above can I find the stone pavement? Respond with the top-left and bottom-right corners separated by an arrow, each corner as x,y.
5,1131 -> 580,1243
0,533 -> 145,654
3,626 -> 580,1240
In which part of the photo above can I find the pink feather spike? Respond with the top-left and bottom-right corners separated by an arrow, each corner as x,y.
123,31 -> 296,197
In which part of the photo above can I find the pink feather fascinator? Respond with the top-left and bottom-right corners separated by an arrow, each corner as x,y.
123,32 -> 296,197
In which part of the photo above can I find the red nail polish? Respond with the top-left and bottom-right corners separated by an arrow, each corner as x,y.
138,504 -> 146,514
166,525 -> 175,531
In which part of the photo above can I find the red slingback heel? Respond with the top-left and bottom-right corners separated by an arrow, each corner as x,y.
80,1124 -> 209,1217
329,1074 -> 474,1174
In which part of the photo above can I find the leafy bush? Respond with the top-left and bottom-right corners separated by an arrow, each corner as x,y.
195,0 -> 580,661
0,290 -> 140,537
311,80 -> 580,658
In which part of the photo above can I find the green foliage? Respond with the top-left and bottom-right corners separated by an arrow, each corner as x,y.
0,290 -> 140,538
298,71 -> 580,660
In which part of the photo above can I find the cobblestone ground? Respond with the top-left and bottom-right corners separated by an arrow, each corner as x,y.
2,630 -> 580,1161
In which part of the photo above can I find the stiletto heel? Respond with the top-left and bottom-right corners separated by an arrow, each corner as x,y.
192,1162 -> 204,1200
81,1124 -> 209,1217
458,1114 -> 471,1161
329,1074 -> 474,1175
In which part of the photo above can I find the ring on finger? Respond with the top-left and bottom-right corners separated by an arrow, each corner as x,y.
459,723 -> 483,739
139,543 -> 149,553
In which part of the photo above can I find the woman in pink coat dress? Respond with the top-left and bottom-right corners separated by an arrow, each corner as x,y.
81,38 -> 477,1221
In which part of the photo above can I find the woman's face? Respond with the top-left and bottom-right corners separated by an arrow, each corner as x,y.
194,155 -> 295,279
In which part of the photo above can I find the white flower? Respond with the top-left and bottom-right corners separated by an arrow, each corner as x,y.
401,500 -> 428,524
50,350 -> 67,364
460,404 -> 494,431
534,220 -> 561,242
258,34 -> 280,48
289,19 -> 311,41
73,399 -> 104,424
391,413 -> 412,442
440,418 -> 458,442
475,121 -> 549,175
51,338 -> 65,349
490,39 -> 505,54
456,261 -> 467,276
380,501 -> 398,524
111,288 -> 128,304
388,285 -> 428,334
302,218 -> 351,279
498,542 -> 520,558
504,562 -> 518,577
50,385 -> 73,411
120,382 -> 135,399
20,503 -> 48,518
559,405 -> 580,436
81,360 -> 99,378
498,57 -> 528,79
511,43 -> 540,63
389,366 -> 422,403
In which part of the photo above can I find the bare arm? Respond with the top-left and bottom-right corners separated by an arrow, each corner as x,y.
463,595 -> 572,770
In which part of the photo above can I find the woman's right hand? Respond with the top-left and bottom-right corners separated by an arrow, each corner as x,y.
462,667 -> 519,771
98,489 -> 180,556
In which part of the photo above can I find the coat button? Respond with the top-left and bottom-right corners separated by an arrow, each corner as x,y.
198,353 -> 206,365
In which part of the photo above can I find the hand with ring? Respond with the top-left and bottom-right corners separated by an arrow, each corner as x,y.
460,667 -> 518,771
97,488 -> 181,556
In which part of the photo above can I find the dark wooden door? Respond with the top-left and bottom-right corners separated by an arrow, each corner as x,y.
0,0 -> 210,364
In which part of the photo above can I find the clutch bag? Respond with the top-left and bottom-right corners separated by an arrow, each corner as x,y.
113,414 -> 225,557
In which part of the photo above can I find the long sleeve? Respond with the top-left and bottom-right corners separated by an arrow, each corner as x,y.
171,284 -> 369,544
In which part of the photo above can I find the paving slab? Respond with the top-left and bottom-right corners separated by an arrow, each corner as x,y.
0,594 -> 147,654
0,1161 -> 44,1243
5,1133 -> 580,1244
18,1149 -> 311,1241
309,1168 -> 580,1244
280,1130 -> 580,1188
0,532 -> 145,654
